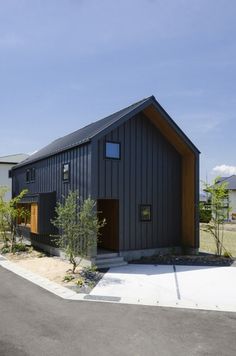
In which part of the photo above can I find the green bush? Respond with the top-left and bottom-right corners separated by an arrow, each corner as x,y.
12,243 -> 28,253
1,246 -> 10,254
76,277 -> 84,286
199,205 -> 212,223
63,274 -> 75,283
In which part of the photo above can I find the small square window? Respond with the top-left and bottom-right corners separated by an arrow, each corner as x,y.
26,169 -> 30,183
62,163 -> 70,181
105,142 -> 120,159
140,205 -> 152,221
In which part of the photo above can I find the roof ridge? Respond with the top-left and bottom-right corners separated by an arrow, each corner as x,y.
39,97 -> 153,156
220,175 -> 236,181
12,95 -> 199,169
87,96 -> 152,139
46,97 -> 151,146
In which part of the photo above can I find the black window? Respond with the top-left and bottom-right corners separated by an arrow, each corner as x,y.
31,168 -> 36,182
105,142 -> 120,159
8,170 -> 12,178
26,169 -> 30,183
140,205 -> 152,221
62,163 -> 70,181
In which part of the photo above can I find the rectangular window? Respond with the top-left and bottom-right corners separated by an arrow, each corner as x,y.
31,168 -> 36,182
62,163 -> 70,181
8,170 -> 12,178
105,142 -> 120,159
26,169 -> 30,183
140,205 -> 152,221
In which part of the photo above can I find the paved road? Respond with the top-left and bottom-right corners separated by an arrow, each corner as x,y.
0,266 -> 236,356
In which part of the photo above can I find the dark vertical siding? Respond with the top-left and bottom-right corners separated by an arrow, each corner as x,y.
194,153 -> 200,248
93,113 -> 182,251
12,143 -> 92,203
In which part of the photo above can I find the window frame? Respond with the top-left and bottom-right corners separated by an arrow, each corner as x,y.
30,168 -> 36,182
139,204 -> 152,222
105,141 -> 121,160
26,169 -> 30,183
62,162 -> 70,182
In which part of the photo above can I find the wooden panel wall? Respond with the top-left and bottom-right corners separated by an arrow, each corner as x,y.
30,203 -> 38,234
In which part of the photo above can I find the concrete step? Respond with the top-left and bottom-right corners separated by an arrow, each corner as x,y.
95,256 -> 125,265
96,253 -> 119,259
95,253 -> 127,269
96,261 -> 128,269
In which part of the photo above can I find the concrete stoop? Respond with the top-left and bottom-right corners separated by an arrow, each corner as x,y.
94,253 -> 127,269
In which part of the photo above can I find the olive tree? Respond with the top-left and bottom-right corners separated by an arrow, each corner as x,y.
0,186 -> 28,252
52,191 -> 105,273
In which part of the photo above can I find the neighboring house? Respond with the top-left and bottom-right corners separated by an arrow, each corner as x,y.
216,175 -> 236,221
11,96 -> 200,262
0,154 -> 29,201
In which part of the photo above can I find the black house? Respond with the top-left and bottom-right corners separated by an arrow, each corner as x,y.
12,96 -> 200,261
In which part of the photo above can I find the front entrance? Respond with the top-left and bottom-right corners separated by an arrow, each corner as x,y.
97,199 -> 119,251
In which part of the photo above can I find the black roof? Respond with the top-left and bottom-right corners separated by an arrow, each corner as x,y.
14,95 -> 199,168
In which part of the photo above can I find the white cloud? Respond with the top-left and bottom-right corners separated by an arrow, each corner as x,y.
213,165 -> 236,176
176,112 -> 225,136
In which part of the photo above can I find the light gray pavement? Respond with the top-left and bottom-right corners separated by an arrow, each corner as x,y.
1,266 -> 236,356
1,256 -> 236,312
91,264 -> 236,312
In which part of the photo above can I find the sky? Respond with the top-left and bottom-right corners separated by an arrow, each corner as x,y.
0,0 -> 236,187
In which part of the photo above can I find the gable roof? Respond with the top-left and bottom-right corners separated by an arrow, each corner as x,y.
13,95 -> 199,169
216,175 -> 236,190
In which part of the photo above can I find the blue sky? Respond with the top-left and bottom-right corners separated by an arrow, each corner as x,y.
0,0 -> 236,185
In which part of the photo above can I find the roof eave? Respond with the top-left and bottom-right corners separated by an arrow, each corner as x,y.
12,139 -> 91,170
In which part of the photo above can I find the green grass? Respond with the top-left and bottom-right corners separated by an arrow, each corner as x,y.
200,229 -> 236,257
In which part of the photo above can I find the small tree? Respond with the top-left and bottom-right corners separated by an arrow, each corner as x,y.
52,191 -> 105,273
202,177 -> 231,256
0,186 -> 10,247
0,187 -> 28,252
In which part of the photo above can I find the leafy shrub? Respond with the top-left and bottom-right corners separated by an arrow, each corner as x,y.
12,243 -> 27,253
199,204 -> 212,223
1,246 -> 10,254
76,277 -> 84,286
63,274 -> 75,283
223,250 -> 232,258
80,265 -> 97,280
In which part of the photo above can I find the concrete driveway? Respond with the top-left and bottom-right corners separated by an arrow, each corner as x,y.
90,264 -> 236,312
1,266 -> 236,356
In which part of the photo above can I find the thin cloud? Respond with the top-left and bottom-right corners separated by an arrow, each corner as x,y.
213,165 -> 236,176
177,113 -> 225,135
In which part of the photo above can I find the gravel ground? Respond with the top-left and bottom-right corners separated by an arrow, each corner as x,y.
131,253 -> 235,266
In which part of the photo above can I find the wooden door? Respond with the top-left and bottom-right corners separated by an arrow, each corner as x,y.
97,199 -> 119,251
31,203 -> 38,234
